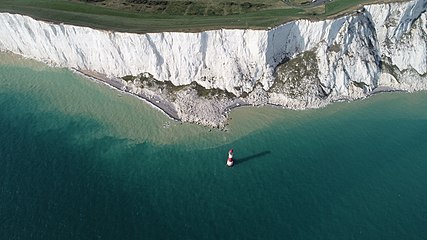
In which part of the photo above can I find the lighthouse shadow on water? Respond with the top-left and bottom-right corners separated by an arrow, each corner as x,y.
228,150 -> 271,166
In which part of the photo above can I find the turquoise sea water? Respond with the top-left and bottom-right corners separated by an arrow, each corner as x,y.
1,53 -> 427,239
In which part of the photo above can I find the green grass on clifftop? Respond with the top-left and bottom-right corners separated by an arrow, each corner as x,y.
0,0 -> 407,33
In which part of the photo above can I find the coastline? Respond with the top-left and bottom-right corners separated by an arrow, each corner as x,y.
70,67 -> 421,128
369,86 -> 407,95
1,0 -> 426,129
72,68 -> 181,121
71,67 -> 252,128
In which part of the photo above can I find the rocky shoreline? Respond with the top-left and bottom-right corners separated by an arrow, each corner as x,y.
72,68 -> 250,128
72,67 -> 427,129
72,68 -> 182,121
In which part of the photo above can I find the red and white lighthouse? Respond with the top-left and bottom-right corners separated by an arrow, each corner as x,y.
227,149 -> 234,167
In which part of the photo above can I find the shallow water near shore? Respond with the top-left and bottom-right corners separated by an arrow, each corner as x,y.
1,52 -> 427,239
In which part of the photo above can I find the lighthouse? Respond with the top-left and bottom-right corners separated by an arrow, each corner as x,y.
227,149 -> 234,167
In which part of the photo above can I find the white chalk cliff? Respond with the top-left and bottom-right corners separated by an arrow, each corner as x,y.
0,0 -> 426,124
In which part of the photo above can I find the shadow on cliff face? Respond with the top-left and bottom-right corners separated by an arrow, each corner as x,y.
265,22 -> 304,71
267,12 -> 388,95
348,12 -> 382,88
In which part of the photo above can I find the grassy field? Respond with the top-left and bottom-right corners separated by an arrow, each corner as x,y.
0,0 -> 406,33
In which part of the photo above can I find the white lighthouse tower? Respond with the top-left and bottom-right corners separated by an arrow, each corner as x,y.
227,149 -> 234,167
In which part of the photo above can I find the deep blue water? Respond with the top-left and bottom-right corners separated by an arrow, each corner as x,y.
1,54 -> 427,239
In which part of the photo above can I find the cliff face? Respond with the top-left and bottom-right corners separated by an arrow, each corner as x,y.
0,0 -> 426,119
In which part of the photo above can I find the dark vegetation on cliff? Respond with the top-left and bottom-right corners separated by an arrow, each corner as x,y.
123,73 -> 236,99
